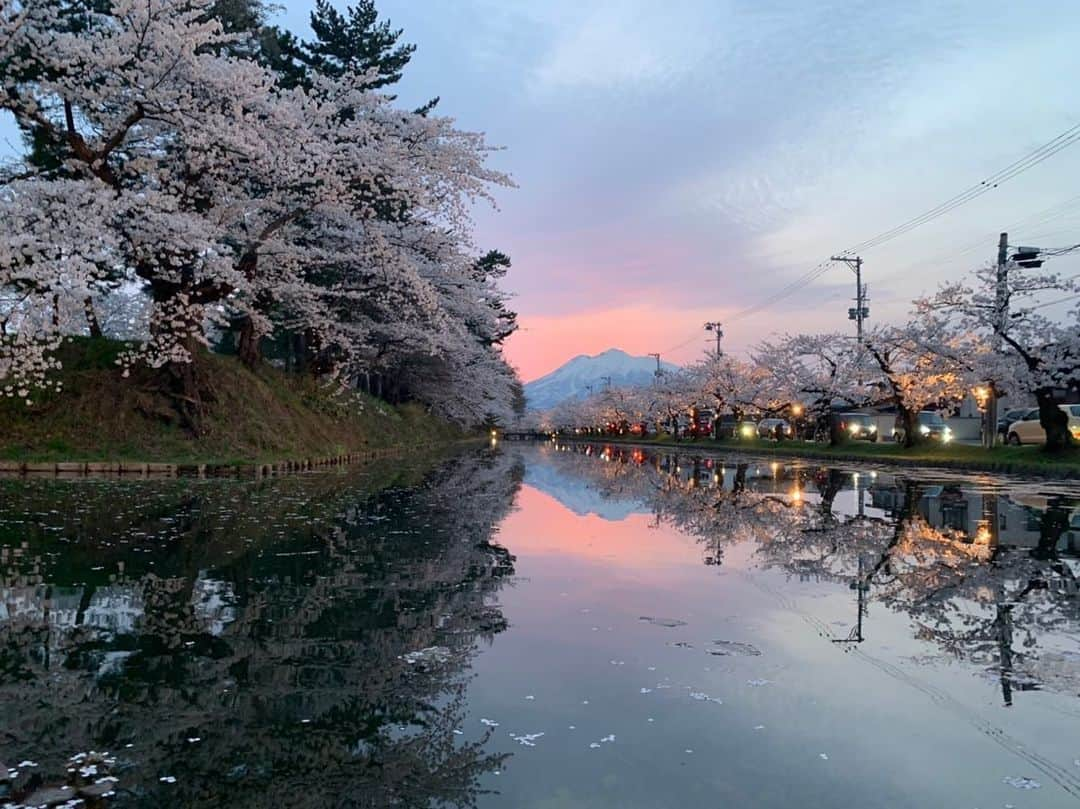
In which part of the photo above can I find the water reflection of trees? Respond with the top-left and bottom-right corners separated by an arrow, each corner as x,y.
0,451 -> 521,807
549,443 -> 1080,703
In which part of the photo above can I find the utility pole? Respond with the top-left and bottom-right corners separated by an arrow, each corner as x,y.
600,375 -> 612,390
830,255 -> 869,344
995,232 -> 1009,331
704,321 -> 723,357
648,352 -> 662,379
984,233 -> 1009,448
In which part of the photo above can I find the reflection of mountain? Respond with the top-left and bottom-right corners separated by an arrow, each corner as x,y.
525,459 -> 647,521
0,451 -> 522,808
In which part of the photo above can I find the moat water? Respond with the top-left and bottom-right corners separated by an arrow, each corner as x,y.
2,443 -> 1079,807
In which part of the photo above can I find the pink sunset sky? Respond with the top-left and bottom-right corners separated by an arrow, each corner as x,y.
284,1 -> 1080,382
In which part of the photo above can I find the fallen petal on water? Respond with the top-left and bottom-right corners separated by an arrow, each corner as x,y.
707,641 -> 761,657
640,616 -> 688,628
1002,776 -> 1041,790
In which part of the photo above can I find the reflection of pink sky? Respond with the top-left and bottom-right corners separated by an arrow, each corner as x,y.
497,484 -> 700,571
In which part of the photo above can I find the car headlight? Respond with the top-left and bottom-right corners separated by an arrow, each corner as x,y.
741,425 -> 755,438
848,423 -> 859,432
919,425 -> 930,435
868,424 -> 877,432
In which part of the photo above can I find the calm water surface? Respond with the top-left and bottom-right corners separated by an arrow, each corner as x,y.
2,444 -> 1080,808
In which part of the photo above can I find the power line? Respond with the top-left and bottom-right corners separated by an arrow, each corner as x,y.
875,195 -> 1080,286
725,261 -> 835,324
721,122 -> 1080,324
1030,292 -> 1080,310
658,331 -> 707,355
1038,242 -> 1080,256
836,122 -> 1080,256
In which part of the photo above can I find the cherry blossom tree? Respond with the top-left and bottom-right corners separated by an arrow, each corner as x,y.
920,261 -> 1080,451
755,332 -> 873,443
861,319 -> 973,447
0,0 -> 517,428
684,354 -> 759,425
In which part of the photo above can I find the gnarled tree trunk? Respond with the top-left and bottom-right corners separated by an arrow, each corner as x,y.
236,313 -> 261,368
84,296 -> 103,338
1036,391 -> 1072,453
898,405 -> 920,448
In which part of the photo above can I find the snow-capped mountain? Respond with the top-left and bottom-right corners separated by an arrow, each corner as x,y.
524,461 -> 648,521
524,348 -> 678,411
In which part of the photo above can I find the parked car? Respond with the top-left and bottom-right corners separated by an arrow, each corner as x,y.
837,412 -> 878,442
757,418 -> 792,439
687,407 -> 715,438
997,408 -> 1031,438
893,411 -> 952,443
1006,405 -> 1080,445
715,416 -> 758,440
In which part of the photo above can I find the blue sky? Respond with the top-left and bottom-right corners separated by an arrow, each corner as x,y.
5,1 -> 1080,379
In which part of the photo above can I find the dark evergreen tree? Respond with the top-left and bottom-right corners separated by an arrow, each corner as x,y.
471,251 -> 518,347
306,0 -> 414,86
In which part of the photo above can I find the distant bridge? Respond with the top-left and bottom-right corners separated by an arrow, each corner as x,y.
498,430 -> 550,441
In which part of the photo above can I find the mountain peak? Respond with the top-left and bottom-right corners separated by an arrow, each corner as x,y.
524,349 -> 677,411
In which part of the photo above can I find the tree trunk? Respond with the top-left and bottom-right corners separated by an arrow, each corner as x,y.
899,406 -> 920,448
1036,391 -> 1072,453
828,413 -> 845,446
733,463 -> 748,494
819,469 -> 846,518
291,331 -> 307,373
84,296 -> 103,338
236,314 -> 261,368
166,335 -> 204,433
1034,505 -> 1068,560
149,281 -> 206,434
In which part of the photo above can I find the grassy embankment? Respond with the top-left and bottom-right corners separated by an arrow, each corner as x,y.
577,433 -> 1080,478
0,337 -> 465,465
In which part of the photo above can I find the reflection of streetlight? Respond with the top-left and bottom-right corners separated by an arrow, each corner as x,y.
791,404 -> 803,416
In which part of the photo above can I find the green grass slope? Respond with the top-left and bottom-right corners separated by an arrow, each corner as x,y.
0,338 -> 463,464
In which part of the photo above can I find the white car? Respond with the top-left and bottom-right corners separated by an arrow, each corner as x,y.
1006,405 -> 1080,445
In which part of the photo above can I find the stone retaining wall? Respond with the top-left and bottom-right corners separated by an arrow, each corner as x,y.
0,446 -> 442,479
